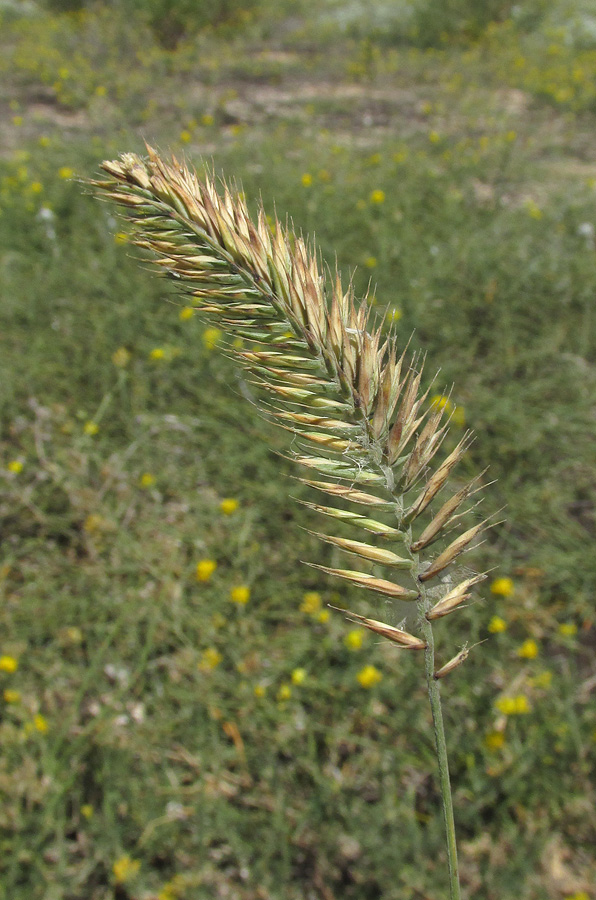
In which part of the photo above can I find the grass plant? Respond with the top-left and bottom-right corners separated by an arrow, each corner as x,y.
91,147 -> 497,898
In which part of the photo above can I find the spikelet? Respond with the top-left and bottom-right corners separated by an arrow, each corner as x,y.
90,147 -> 492,659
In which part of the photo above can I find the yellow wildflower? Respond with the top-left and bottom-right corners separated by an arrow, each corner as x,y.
179,306 -> 194,320
38,136 -> 51,148
196,559 -> 217,582
484,730 -> 505,751
7,460 -> 23,474
277,684 -> 291,701
490,577 -> 514,597
496,695 -> 530,715
114,231 -> 128,244
344,629 -> 364,650
517,639 -> 538,659
370,189 -> 385,204
291,668 -> 306,685
388,308 -> 402,322
364,256 -> 377,268
357,665 -> 382,688
13,115 -> 23,126
0,656 -> 18,673
317,609 -> 330,623
530,670 -> 553,689
58,166 -> 74,180
83,421 -> 99,436
202,327 -> 222,350
95,85 -> 106,97
558,622 -> 577,637
301,173 -> 313,187
139,473 -> 155,489
112,346 -> 131,367
525,200 -> 542,220
230,585 -> 250,605
81,804 -> 94,819
254,684 -> 266,698
149,347 -> 165,360
300,591 -> 321,615
430,394 -> 453,413
180,130 -> 191,143
198,647 -> 222,671
33,714 -> 48,733
451,406 -> 466,427
113,855 -> 140,884
29,182 -> 43,194
429,130 -> 440,143
3,689 -> 21,703
84,514 -> 106,533
220,498 -> 239,514
488,616 -> 507,633
202,113 -> 214,126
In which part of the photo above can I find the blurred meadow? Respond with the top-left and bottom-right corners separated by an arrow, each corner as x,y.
1,0 -> 596,898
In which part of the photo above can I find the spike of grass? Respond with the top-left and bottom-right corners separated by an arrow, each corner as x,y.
89,146 -> 497,900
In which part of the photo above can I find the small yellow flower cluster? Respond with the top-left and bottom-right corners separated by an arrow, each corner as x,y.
230,585 -> 250,605
525,199 -> 542,220
517,638 -> 539,659
139,473 -> 155,489
301,173 -> 313,187
198,647 -> 222,671
81,804 -> 94,819
529,670 -> 552,689
179,306 -> 194,320
159,874 -> 187,900
357,665 -> 382,688
0,655 -> 18,673
202,327 -> 222,351
344,629 -> 364,651
149,345 -> 181,362
220,498 -> 239,514
369,189 -> 385,204
112,346 -> 131,367
495,695 -> 530,715
7,460 -> 24,474
196,559 -> 217,582
300,591 -> 320,614
558,622 -> 577,637
484,730 -> 505,751
277,683 -> 291,701
113,855 -> 140,884
291,667 -> 306,685
4,689 -> 21,704
488,616 -> 507,633
490,577 -> 514,597
23,714 -> 49,736
299,591 -> 329,622
83,421 -> 99,436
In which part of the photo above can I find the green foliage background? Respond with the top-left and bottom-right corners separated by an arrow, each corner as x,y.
0,1 -> 595,898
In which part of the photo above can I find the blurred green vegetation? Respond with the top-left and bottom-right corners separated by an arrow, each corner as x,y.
1,2 -> 595,899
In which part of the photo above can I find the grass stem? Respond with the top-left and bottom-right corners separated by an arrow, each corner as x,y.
419,609 -> 461,900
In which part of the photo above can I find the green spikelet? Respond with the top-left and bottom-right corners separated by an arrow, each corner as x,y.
90,146 -> 491,669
